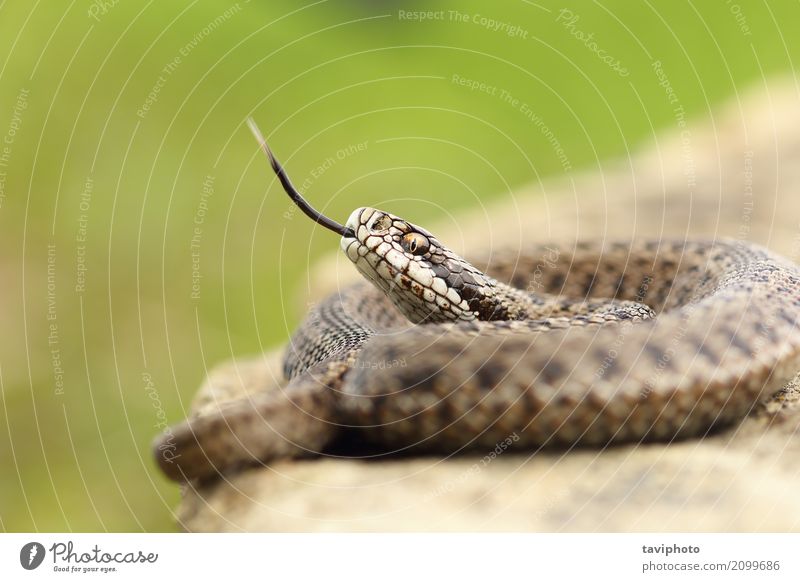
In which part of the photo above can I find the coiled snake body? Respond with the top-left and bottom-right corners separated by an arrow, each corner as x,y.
154,122 -> 800,482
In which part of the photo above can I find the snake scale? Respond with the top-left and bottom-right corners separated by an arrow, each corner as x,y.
154,120 -> 800,482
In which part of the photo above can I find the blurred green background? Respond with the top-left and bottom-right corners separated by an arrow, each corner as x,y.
0,0 -> 798,531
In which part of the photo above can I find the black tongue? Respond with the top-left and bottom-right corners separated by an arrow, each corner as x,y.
247,117 -> 353,238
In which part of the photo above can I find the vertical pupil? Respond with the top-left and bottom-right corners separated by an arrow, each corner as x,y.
410,239 -> 417,252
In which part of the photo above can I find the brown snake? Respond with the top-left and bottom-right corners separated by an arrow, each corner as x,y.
153,120 -> 800,482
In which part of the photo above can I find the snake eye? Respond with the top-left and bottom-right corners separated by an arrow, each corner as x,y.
401,232 -> 430,256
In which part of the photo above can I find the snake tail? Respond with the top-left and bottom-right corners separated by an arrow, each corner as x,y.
153,362 -> 344,481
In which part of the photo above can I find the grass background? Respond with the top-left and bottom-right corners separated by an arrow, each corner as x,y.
0,0 -> 798,531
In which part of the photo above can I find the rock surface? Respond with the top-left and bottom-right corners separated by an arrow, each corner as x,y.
175,79 -> 800,531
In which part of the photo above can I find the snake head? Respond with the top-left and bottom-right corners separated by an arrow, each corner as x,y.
245,120 -> 522,323
341,207 -> 510,324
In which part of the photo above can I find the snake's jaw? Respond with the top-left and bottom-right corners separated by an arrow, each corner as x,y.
340,207 -> 513,324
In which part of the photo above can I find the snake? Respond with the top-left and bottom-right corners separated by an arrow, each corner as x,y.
153,119 -> 800,482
